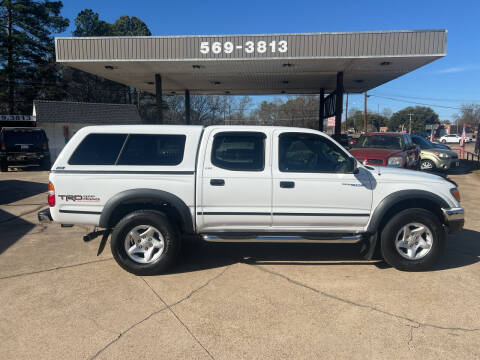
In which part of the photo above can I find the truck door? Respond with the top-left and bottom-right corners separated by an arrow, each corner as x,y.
271,130 -> 372,232
198,129 -> 272,232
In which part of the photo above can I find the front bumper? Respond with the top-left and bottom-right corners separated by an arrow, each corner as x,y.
442,207 -> 465,233
38,208 -> 53,223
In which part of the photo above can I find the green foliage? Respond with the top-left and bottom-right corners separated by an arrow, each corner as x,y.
0,0 -> 69,114
389,106 -> 439,133
73,9 -> 112,36
346,109 -> 388,131
112,16 -> 151,36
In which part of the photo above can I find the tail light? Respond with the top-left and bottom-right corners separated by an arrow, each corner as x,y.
42,141 -> 47,150
1,141 -> 5,151
48,181 -> 55,207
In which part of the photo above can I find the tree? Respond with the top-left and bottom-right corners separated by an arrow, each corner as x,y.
0,0 -> 69,114
346,109 -> 388,132
112,16 -> 151,36
72,9 -> 112,36
389,106 -> 439,133
454,104 -> 480,129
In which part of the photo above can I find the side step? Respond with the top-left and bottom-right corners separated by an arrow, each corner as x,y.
202,234 -> 362,244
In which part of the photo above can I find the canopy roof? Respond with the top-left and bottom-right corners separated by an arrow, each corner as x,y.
55,30 -> 447,95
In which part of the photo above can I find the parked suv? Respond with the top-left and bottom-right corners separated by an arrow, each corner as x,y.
38,125 -> 464,274
0,127 -> 51,172
349,132 -> 419,169
411,135 -> 459,171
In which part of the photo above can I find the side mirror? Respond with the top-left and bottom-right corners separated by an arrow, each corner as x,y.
350,157 -> 359,174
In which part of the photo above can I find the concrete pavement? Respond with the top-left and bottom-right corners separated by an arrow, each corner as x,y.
0,167 -> 479,359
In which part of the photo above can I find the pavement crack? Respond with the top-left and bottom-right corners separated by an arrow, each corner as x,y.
250,264 -> 480,333
0,258 -> 113,280
407,323 -> 420,350
141,276 -> 216,360
89,266 -> 229,360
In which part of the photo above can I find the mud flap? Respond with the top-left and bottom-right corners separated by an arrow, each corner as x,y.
97,230 -> 111,256
360,233 -> 380,260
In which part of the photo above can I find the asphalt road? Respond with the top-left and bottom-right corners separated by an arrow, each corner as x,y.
0,166 -> 479,359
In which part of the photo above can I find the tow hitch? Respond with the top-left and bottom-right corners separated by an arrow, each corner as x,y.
37,208 -> 52,223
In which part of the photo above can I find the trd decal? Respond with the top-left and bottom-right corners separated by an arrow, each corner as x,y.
58,195 -> 100,202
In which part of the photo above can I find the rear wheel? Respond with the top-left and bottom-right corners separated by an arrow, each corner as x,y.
420,159 -> 436,171
110,210 -> 181,275
380,208 -> 445,271
0,158 -> 7,172
441,139 -> 446,144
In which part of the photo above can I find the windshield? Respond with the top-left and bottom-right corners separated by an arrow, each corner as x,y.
412,136 -> 433,149
3,129 -> 45,146
353,135 -> 403,150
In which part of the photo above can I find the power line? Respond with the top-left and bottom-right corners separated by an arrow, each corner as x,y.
368,94 -> 466,110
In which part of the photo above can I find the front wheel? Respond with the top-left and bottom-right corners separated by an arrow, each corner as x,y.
420,159 -> 436,171
110,210 -> 180,275
380,208 -> 445,271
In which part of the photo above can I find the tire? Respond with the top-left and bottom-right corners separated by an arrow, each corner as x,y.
110,210 -> 181,275
441,139 -> 446,144
420,159 -> 436,171
39,157 -> 51,171
380,208 -> 445,271
0,158 -> 7,172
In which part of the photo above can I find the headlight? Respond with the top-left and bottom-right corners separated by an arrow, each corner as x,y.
387,156 -> 403,167
450,188 -> 461,202
434,152 -> 449,158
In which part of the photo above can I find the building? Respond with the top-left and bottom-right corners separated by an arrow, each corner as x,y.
33,100 -> 141,159
54,30 -> 447,136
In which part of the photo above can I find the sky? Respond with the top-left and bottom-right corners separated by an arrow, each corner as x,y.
57,0 -> 480,122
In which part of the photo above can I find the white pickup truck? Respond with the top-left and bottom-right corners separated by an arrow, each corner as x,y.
38,125 -> 464,275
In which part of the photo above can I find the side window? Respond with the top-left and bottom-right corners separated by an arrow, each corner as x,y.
279,132 -> 351,173
117,134 -> 186,166
211,131 -> 265,171
68,134 -> 127,165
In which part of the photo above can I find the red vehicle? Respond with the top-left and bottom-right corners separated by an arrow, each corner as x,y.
349,132 -> 419,169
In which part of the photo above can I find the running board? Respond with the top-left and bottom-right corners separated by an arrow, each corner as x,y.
202,234 -> 362,244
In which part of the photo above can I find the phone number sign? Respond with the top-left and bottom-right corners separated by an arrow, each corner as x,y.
199,40 -> 288,55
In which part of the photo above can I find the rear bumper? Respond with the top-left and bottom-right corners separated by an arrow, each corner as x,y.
442,207 -> 465,233
38,208 -> 53,223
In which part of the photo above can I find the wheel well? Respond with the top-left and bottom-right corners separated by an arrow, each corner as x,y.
107,201 -> 185,232
377,198 -> 444,236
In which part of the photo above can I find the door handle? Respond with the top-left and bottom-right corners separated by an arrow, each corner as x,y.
210,179 -> 225,186
280,181 -> 295,188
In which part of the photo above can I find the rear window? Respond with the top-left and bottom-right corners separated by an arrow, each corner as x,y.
68,133 -> 186,166
3,129 -> 45,146
117,134 -> 186,166
68,134 -> 127,165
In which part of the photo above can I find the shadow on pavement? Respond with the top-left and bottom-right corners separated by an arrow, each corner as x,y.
0,180 -> 46,205
0,209 -> 36,255
164,229 -> 480,275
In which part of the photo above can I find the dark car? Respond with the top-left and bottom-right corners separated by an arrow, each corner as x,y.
0,127 -> 51,172
349,132 -> 419,169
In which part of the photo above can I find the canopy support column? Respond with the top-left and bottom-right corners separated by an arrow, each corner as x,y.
155,73 -> 163,124
185,90 -> 191,125
334,72 -> 344,138
319,88 -> 325,132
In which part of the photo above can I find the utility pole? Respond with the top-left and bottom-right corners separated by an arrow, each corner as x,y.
408,113 -> 413,133
364,92 -> 368,133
